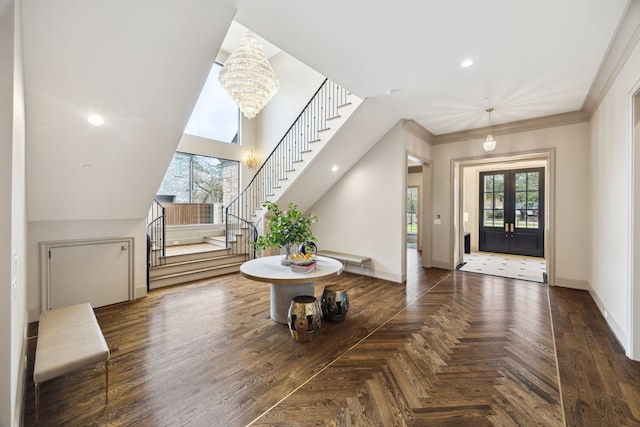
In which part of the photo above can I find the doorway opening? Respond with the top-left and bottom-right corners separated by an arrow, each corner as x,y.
454,153 -> 552,284
405,153 -> 432,282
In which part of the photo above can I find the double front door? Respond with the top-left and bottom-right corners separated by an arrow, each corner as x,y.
479,167 -> 544,257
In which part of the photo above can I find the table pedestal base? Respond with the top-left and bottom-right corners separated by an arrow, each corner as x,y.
270,282 -> 314,324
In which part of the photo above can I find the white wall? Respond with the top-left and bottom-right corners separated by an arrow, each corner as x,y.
1,0 -> 27,425
589,32 -> 640,358
256,53 -> 325,159
431,122 -> 591,287
311,121 -> 432,282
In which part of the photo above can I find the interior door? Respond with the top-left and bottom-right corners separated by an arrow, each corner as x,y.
479,168 -> 544,257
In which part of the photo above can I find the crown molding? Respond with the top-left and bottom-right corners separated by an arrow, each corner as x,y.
582,0 -> 640,117
431,110 -> 589,145
402,119 -> 435,143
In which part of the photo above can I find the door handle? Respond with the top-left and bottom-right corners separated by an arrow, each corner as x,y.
505,223 -> 509,232
510,223 -> 514,233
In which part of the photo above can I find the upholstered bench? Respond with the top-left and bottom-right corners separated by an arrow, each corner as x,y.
316,250 -> 372,277
33,303 -> 110,424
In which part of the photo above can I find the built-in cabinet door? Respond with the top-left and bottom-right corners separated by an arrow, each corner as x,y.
479,168 -> 544,257
46,239 -> 132,310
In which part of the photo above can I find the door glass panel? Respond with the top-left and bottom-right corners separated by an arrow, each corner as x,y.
484,175 -> 494,192
514,172 -> 540,229
483,174 -> 505,227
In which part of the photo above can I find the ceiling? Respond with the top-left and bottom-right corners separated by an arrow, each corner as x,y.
17,0 -> 631,221
230,0 -> 629,135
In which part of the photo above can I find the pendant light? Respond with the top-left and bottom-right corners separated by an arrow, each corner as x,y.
483,107 -> 496,152
219,32 -> 280,119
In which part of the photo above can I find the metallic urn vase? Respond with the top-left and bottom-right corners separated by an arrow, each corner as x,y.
288,295 -> 322,341
321,285 -> 349,323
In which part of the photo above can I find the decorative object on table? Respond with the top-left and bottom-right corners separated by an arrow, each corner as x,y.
321,285 -> 349,323
218,32 -> 280,119
298,241 -> 317,257
287,295 -> 322,341
290,252 -> 316,264
290,261 -> 317,273
253,201 -> 318,266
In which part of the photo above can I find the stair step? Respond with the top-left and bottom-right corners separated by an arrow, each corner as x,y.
149,262 -> 244,289
319,127 -> 330,132
337,102 -> 352,108
150,253 -> 246,278
327,115 -> 341,121
204,235 -> 226,245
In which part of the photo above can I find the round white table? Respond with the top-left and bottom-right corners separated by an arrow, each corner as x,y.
240,255 -> 343,323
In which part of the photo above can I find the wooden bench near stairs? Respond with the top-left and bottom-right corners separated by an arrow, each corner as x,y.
317,250 -> 372,278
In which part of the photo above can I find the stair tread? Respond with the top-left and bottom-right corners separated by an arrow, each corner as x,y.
150,261 -> 245,281
157,252 -> 240,267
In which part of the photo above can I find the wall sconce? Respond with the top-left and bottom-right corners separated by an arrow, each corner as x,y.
246,149 -> 258,169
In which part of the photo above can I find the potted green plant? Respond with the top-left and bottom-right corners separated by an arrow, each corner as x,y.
253,201 -> 318,265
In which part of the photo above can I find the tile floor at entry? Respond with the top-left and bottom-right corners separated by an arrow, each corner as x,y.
458,251 -> 547,283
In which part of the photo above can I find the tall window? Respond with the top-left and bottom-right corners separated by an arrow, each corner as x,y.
156,153 -> 239,224
184,62 -> 240,144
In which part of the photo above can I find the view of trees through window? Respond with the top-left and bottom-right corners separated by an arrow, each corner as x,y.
407,187 -> 418,233
156,153 -> 239,224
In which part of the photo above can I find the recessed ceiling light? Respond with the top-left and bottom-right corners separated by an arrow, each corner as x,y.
332,165 -> 338,172
87,114 -> 104,126
461,59 -> 473,68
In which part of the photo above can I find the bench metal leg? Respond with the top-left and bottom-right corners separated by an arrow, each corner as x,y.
35,382 -> 40,425
105,359 -> 110,405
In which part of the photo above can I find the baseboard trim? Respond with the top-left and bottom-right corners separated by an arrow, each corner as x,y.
135,286 -> 148,299
27,307 -> 40,323
16,326 -> 29,427
589,288 -> 628,354
553,276 -> 589,290
431,260 -> 452,270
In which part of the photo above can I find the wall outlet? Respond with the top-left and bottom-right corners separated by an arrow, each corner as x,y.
173,241 -> 180,245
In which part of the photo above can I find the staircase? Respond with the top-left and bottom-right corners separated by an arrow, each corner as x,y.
147,78 -> 361,289
226,79 -> 361,239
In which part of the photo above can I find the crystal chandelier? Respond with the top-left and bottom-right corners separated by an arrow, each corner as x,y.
219,32 -> 280,119
483,107 -> 496,152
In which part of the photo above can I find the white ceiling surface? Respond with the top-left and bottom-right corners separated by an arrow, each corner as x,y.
23,0 -> 236,221
232,0 -> 628,135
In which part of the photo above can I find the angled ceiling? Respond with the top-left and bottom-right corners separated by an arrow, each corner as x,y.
22,0 -> 236,221
232,0 -> 629,135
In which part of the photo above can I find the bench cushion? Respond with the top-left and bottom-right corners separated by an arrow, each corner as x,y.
34,303 -> 110,384
317,250 -> 371,264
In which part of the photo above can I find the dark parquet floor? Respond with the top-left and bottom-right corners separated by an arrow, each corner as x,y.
22,249 -> 640,426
